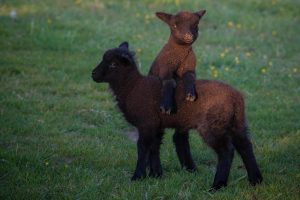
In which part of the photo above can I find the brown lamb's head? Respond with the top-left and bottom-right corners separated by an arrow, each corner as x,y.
156,10 -> 206,45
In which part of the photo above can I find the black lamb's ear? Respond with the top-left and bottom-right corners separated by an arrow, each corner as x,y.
156,12 -> 172,25
194,9 -> 206,19
119,41 -> 129,49
119,53 -> 132,65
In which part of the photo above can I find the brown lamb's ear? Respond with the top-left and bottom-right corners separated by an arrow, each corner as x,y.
155,12 -> 172,25
194,9 -> 206,19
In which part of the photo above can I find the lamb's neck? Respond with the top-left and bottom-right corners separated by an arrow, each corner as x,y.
109,69 -> 141,103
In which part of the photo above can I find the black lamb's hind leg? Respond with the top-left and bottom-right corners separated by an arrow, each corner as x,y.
160,79 -> 176,114
182,71 -> 197,102
149,131 -> 163,178
210,137 -> 235,192
232,134 -> 263,186
173,130 -> 196,172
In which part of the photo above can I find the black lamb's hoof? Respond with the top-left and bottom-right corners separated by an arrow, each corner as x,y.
209,182 -> 227,193
249,174 -> 263,186
149,171 -> 163,178
160,105 -> 172,115
131,173 -> 146,181
185,166 -> 197,173
131,175 -> 142,181
208,187 -> 217,194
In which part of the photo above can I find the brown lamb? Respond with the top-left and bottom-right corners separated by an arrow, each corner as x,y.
149,10 -> 206,114
91,42 -> 263,191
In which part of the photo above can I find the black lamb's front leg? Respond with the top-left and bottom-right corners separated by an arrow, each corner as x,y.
149,131 -> 163,178
182,71 -> 197,102
160,79 -> 176,114
131,136 -> 151,181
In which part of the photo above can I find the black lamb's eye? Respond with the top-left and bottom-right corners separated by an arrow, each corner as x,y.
110,62 -> 117,69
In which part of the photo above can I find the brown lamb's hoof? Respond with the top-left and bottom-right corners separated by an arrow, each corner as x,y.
160,106 -> 171,115
186,93 -> 196,102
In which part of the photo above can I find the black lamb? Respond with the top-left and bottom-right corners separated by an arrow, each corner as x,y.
91,42 -> 262,191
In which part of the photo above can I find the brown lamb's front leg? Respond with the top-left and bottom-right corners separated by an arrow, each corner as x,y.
182,71 -> 197,101
160,79 -> 176,114
178,50 -> 197,102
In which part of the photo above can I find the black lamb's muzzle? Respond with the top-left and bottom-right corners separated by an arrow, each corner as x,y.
92,73 -> 101,83
92,65 -> 104,83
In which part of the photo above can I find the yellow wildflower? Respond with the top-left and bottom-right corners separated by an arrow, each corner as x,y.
234,57 -> 240,65
268,61 -> 273,67
227,21 -> 234,28
272,31 -> 277,36
236,23 -> 242,29
220,52 -> 225,59
135,12 -> 141,17
47,19 -> 52,24
293,68 -> 298,73
144,14 -> 150,20
224,48 -> 229,53
45,161 -> 49,166
75,0 -> 81,5
175,0 -> 181,7
212,69 -> 218,78
136,48 -> 142,53
261,67 -> 267,74
224,67 -> 230,72
136,34 -> 143,39
245,52 -> 252,58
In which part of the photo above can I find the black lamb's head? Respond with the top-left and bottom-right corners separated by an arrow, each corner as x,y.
156,10 -> 206,45
92,42 -> 136,83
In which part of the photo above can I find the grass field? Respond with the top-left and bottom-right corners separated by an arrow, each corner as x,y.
1,0 -> 300,199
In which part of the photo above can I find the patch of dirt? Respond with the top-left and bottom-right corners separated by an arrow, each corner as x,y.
124,129 -> 139,142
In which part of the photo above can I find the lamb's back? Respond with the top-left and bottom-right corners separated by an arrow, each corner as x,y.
125,76 -> 242,131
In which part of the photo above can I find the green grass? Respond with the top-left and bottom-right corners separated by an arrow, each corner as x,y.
1,0 -> 300,199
